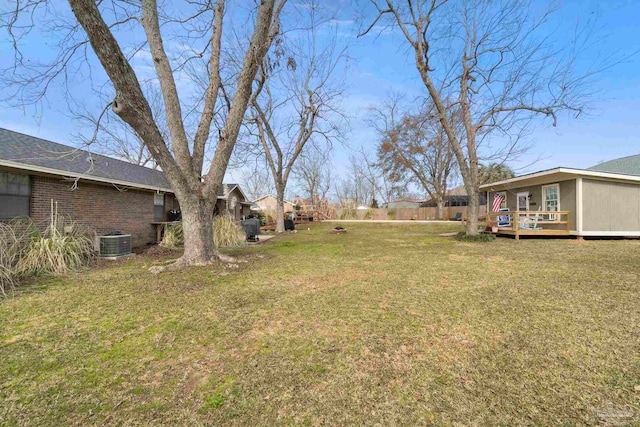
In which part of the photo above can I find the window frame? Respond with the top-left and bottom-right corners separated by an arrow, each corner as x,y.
0,171 -> 31,219
153,192 -> 165,221
541,183 -> 560,220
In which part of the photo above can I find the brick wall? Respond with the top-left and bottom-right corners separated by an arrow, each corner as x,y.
30,175 -> 175,247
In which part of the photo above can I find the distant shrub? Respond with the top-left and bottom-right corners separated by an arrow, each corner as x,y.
364,208 -> 374,220
387,209 -> 396,220
339,205 -> 357,220
455,232 -> 495,242
255,210 -> 267,226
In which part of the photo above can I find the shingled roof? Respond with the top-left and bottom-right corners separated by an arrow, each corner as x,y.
0,128 -> 238,196
0,128 -> 172,190
587,154 -> 640,177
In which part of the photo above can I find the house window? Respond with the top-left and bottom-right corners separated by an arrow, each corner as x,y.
0,171 -> 30,219
542,184 -> 560,219
154,193 -> 165,221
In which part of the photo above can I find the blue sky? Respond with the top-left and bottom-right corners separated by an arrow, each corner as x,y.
1,0 -> 639,189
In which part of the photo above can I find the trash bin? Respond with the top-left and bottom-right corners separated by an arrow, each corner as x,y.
284,219 -> 295,231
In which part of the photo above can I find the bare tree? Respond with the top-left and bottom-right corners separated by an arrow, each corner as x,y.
248,3 -> 346,232
377,106 -> 456,219
361,0 -> 597,234
3,0 -> 286,269
72,84 -> 169,168
238,166 -> 275,202
353,148 -> 406,205
334,156 -> 376,208
292,146 -> 332,205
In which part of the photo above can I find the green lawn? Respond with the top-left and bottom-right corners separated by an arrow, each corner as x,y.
1,223 -> 639,425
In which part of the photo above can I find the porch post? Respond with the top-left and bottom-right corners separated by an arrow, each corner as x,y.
576,177 -> 583,238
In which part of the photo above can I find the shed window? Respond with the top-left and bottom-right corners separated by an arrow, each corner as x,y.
542,184 -> 560,219
154,193 -> 165,221
542,184 -> 559,211
0,171 -> 30,219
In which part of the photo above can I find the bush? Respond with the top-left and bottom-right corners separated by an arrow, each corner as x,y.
160,224 -> 184,249
363,208 -> 374,220
159,214 -> 244,249
16,212 -> 96,276
455,232 -> 496,242
387,209 -> 396,220
0,219 -> 34,294
0,203 -> 96,295
213,214 -> 244,248
255,210 -> 267,226
339,205 -> 357,220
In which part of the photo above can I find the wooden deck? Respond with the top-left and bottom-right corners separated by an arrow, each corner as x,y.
486,211 -> 570,240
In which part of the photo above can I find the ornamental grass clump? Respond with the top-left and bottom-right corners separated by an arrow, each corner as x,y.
213,214 -> 244,248
160,214 -> 244,249
0,220 -> 30,295
16,201 -> 96,276
0,201 -> 96,295
160,224 -> 184,248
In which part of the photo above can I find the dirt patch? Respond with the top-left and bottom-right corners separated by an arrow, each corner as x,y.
135,245 -> 183,257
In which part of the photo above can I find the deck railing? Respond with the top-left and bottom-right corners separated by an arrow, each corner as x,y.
486,211 -> 570,238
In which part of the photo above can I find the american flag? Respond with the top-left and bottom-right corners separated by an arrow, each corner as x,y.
492,193 -> 504,212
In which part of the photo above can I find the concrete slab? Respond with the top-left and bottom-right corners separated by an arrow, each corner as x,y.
246,234 -> 277,245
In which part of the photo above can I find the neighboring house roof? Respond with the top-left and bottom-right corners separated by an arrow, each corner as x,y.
383,200 -> 421,208
388,197 -> 423,203
480,167 -> 640,191
253,194 -> 296,205
421,186 -> 467,205
587,154 -> 640,176
217,184 -> 249,203
0,128 -> 245,199
445,185 -> 467,196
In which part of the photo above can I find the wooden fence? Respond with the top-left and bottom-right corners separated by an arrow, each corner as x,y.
333,206 -> 487,221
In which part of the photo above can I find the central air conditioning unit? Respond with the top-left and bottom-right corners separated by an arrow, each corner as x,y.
99,234 -> 132,259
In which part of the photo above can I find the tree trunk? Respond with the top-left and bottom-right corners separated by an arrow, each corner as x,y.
180,197 -> 215,264
465,185 -> 480,235
150,194 -> 233,273
275,187 -> 285,233
436,199 -> 444,221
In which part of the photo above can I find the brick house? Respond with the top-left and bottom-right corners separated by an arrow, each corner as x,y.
0,128 -> 251,247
